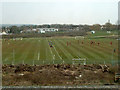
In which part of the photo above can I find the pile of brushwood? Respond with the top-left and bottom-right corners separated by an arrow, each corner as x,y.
2,64 -> 119,86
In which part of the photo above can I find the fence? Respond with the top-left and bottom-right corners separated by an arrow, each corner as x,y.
2,59 -> 119,66
1,85 -> 119,90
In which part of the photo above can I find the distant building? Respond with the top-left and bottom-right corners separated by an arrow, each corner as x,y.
0,31 -> 8,35
107,31 -> 111,34
91,31 -> 95,34
101,25 -> 104,30
20,31 -> 23,33
26,29 -> 32,33
37,28 -> 58,33
40,30 -> 45,33
23,28 -> 58,33
32,29 -> 37,31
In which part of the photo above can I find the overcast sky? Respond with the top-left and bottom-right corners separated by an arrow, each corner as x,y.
0,0 -> 119,25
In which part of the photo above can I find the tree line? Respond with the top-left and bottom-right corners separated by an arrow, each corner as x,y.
1,22 -> 118,35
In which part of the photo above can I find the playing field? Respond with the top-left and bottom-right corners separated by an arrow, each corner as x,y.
2,36 -> 119,65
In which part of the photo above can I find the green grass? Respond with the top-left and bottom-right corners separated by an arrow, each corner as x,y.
2,36 -> 119,65
87,30 -> 118,39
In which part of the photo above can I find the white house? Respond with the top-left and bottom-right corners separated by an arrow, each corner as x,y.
91,31 -> 95,34
101,25 -> 104,30
26,29 -> 32,33
32,29 -> 37,31
41,30 -> 45,33
37,28 -> 58,33
107,31 -> 111,34
0,32 -> 8,35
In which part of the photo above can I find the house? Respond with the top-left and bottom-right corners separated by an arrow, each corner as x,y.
23,28 -> 59,33
37,28 -> 58,33
107,31 -> 111,34
32,29 -> 37,31
0,31 -> 8,35
26,29 -> 32,33
91,31 -> 95,34
41,30 -> 45,33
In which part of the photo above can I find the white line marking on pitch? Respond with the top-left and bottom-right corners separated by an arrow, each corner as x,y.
4,58 -> 8,62
45,38 -> 47,61
53,45 -> 62,60
38,52 -> 40,60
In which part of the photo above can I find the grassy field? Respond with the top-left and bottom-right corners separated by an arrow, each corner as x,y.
2,35 -> 119,65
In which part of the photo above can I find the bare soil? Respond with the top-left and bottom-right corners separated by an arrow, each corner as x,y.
2,64 -> 119,86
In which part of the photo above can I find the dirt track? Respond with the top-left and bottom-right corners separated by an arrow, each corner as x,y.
2,64 -> 119,86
